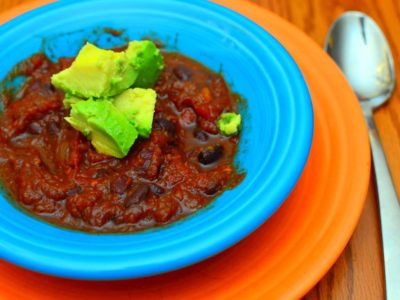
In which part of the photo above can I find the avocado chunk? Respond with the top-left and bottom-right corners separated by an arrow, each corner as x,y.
65,99 -> 138,158
51,42 -> 137,98
217,112 -> 241,136
63,94 -> 83,109
126,40 -> 164,88
113,88 -> 157,138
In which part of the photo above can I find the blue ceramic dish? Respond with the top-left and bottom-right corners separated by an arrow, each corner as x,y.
0,0 -> 313,280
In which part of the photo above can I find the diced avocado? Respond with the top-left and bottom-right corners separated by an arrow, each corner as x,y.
217,112 -> 241,136
63,94 -> 83,109
126,40 -> 164,88
65,99 -> 138,158
51,42 -> 138,98
113,88 -> 157,138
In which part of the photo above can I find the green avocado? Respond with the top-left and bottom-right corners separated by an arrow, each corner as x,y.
65,99 -> 138,158
126,40 -> 164,88
217,112 -> 242,136
113,88 -> 157,138
51,42 -> 138,98
63,94 -> 82,109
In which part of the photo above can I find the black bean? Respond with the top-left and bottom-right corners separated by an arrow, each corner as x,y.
140,148 -> 153,160
155,118 -> 176,135
125,185 -> 149,207
194,130 -> 209,142
27,122 -> 43,134
111,175 -> 131,194
150,184 -> 165,196
48,122 -> 60,135
204,182 -> 221,196
173,65 -> 193,81
198,145 -> 224,165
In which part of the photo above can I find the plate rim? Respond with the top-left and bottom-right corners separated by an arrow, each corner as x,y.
0,1 -> 313,280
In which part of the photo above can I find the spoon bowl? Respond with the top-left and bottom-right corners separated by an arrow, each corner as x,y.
325,11 -> 395,110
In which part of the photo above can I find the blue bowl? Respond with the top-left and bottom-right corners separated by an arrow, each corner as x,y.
0,0 -> 313,280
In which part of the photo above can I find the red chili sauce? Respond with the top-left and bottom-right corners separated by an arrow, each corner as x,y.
0,52 -> 244,232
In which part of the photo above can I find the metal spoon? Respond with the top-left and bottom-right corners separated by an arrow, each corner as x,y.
325,11 -> 400,300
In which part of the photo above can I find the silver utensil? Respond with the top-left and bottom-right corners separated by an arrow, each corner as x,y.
325,11 -> 400,300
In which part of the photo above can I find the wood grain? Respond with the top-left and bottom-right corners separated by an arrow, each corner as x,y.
304,178 -> 385,300
1,0 -> 398,299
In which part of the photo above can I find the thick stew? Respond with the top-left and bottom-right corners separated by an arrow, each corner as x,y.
0,51 -> 244,232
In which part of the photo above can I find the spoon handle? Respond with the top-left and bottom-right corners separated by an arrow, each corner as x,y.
364,111 -> 400,300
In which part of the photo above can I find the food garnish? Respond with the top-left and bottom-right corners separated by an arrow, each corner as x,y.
51,40 -> 163,158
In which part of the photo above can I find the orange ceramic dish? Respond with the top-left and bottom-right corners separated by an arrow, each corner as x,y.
0,0 -> 370,299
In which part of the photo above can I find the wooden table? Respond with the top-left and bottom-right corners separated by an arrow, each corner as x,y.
1,0 -> 399,299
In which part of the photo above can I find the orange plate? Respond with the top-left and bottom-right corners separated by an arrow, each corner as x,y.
0,0 -> 370,299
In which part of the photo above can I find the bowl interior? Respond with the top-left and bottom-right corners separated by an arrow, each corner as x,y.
0,0 -> 313,279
